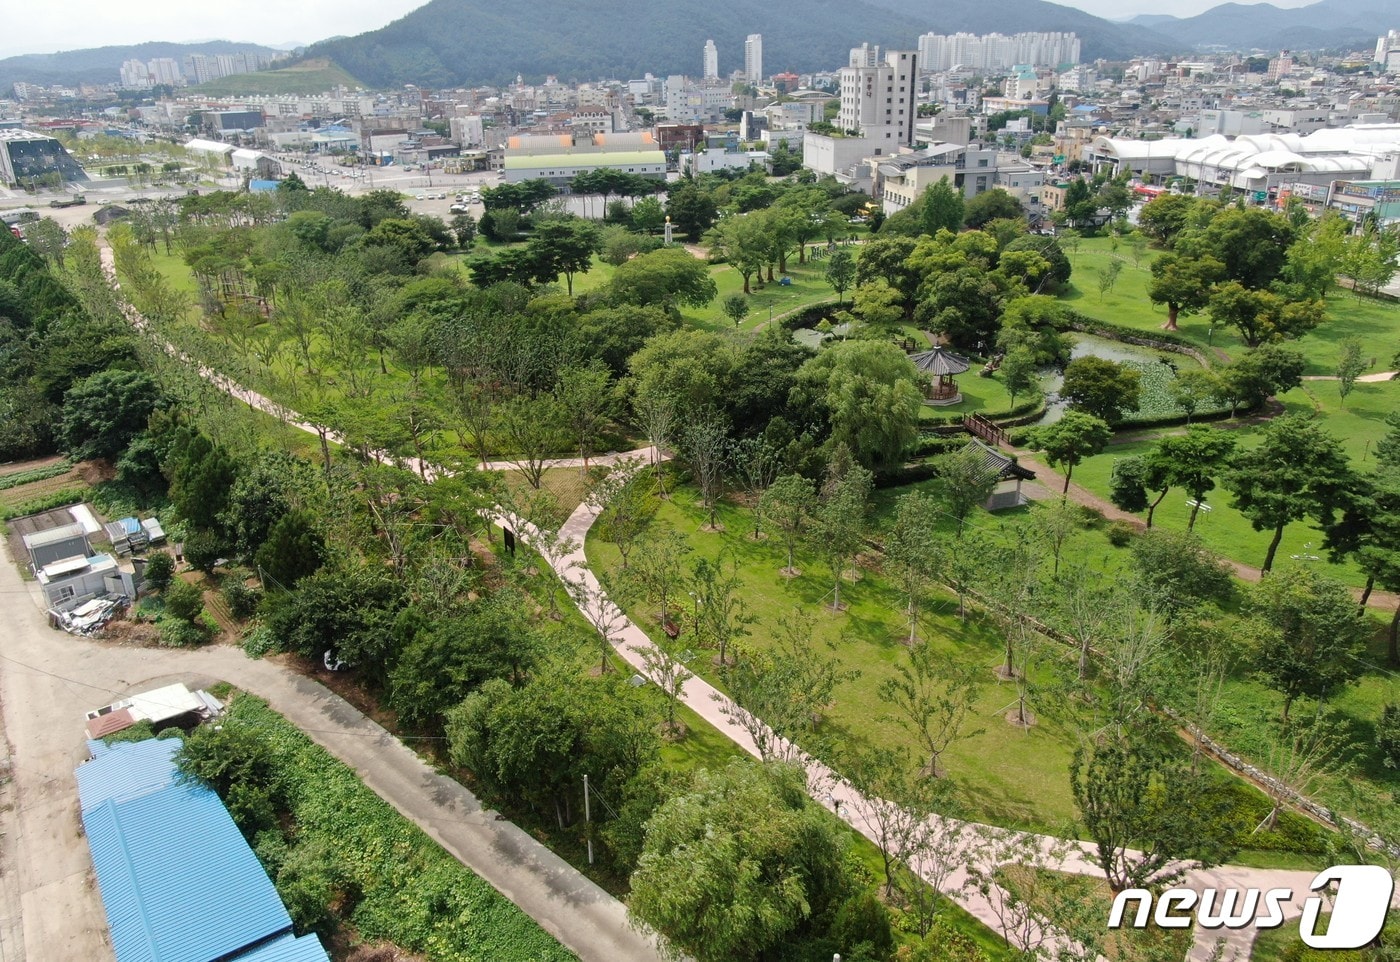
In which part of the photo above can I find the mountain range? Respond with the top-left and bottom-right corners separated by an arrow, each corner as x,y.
0,0 -> 1393,94
0,41 -> 282,91
299,0 -> 1175,88
1127,0 -> 1399,52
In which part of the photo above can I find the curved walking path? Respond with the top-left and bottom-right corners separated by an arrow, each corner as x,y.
507,472 -> 1377,962
1302,371 -> 1397,382
98,235 -> 1394,961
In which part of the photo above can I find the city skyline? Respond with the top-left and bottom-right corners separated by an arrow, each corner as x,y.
4,0 -> 1326,60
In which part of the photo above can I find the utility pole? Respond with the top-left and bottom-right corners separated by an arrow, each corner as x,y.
583,774 -> 594,865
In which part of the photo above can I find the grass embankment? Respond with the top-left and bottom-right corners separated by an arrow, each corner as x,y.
213,694 -> 579,962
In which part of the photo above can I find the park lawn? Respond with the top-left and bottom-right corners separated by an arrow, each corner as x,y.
1066,236 -> 1400,375
505,538 -> 1017,959
1247,913 -> 1393,962
916,368 -> 1030,421
588,484 -> 1090,835
1064,431 -> 1370,588
134,247 -> 205,324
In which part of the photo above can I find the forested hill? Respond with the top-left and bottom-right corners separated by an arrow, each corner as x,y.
302,0 -> 1175,88
0,41 -> 281,90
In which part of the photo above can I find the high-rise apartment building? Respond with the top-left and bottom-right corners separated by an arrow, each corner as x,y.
837,49 -> 917,148
703,40 -> 719,80
147,58 -> 183,86
850,43 -> 881,68
744,34 -> 763,84
119,59 -> 150,88
917,31 -> 1079,72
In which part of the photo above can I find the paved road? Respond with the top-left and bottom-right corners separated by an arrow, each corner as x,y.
0,544 -> 664,962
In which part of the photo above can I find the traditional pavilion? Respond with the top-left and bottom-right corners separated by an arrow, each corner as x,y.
960,439 -> 1036,510
909,346 -> 971,405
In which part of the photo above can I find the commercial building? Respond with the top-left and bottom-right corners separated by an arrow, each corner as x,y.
0,129 -> 89,187
1083,125 -> 1400,197
502,148 -> 666,186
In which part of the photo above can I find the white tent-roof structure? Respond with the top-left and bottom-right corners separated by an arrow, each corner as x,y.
1086,124 -> 1400,192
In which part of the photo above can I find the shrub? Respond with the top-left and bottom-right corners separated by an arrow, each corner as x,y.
142,551 -> 175,592
222,580 -> 262,620
163,579 -> 205,624
1107,520 -> 1136,547
159,617 -> 207,648
241,624 -> 281,659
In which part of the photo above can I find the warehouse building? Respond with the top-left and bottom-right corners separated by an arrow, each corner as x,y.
76,738 -> 329,962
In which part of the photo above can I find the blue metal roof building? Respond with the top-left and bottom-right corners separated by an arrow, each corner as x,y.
75,739 -> 329,962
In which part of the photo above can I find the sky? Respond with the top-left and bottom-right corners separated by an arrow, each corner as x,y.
3,0 -> 1328,60
2,0 -> 428,58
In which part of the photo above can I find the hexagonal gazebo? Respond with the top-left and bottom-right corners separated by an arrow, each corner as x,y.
908,345 -> 971,405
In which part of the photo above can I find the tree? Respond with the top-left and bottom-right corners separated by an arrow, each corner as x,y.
527,219 -> 600,295
689,554 -> 753,668
718,609 -> 857,762
791,340 -> 923,471
1216,343 -> 1306,416
664,180 -> 718,240
631,642 -> 692,736
1207,281 -> 1325,347
254,511 -> 325,589
164,579 -> 205,625
884,491 -> 946,644
1060,356 -> 1141,424
1246,566 -> 1371,723
720,292 -> 750,328
1071,719 -> 1240,892
919,177 -> 964,236
631,196 -> 666,234
1224,414 -> 1354,572
998,346 -> 1039,410
1157,427 -> 1237,531
555,361 -> 616,469
1335,337 -> 1367,409
143,551 -> 175,592
681,414 -> 729,531
633,389 -> 676,498
59,369 -> 161,460
880,648 -> 983,777
1024,410 -> 1111,494
705,214 -> 769,295
589,462 -> 654,570
936,445 -> 1001,536
1097,259 -> 1123,300
963,188 -> 1022,229
609,247 -> 717,310
494,394 -> 567,490
760,473 -> 814,576
1137,193 -> 1198,246
627,761 -> 857,962
1146,252 -> 1223,331
824,248 -> 856,304
809,462 -> 873,611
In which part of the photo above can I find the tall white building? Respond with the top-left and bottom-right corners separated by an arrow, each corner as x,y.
1377,30 -> 1400,70
744,34 -> 763,84
850,43 -> 881,68
148,58 -> 183,86
703,40 -> 719,80
837,49 -> 918,148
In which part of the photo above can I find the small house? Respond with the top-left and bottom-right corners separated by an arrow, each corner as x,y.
37,553 -> 135,609
22,523 -> 90,570
84,682 -> 221,739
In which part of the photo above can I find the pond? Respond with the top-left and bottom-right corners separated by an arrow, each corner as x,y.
1036,332 -> 1204,425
